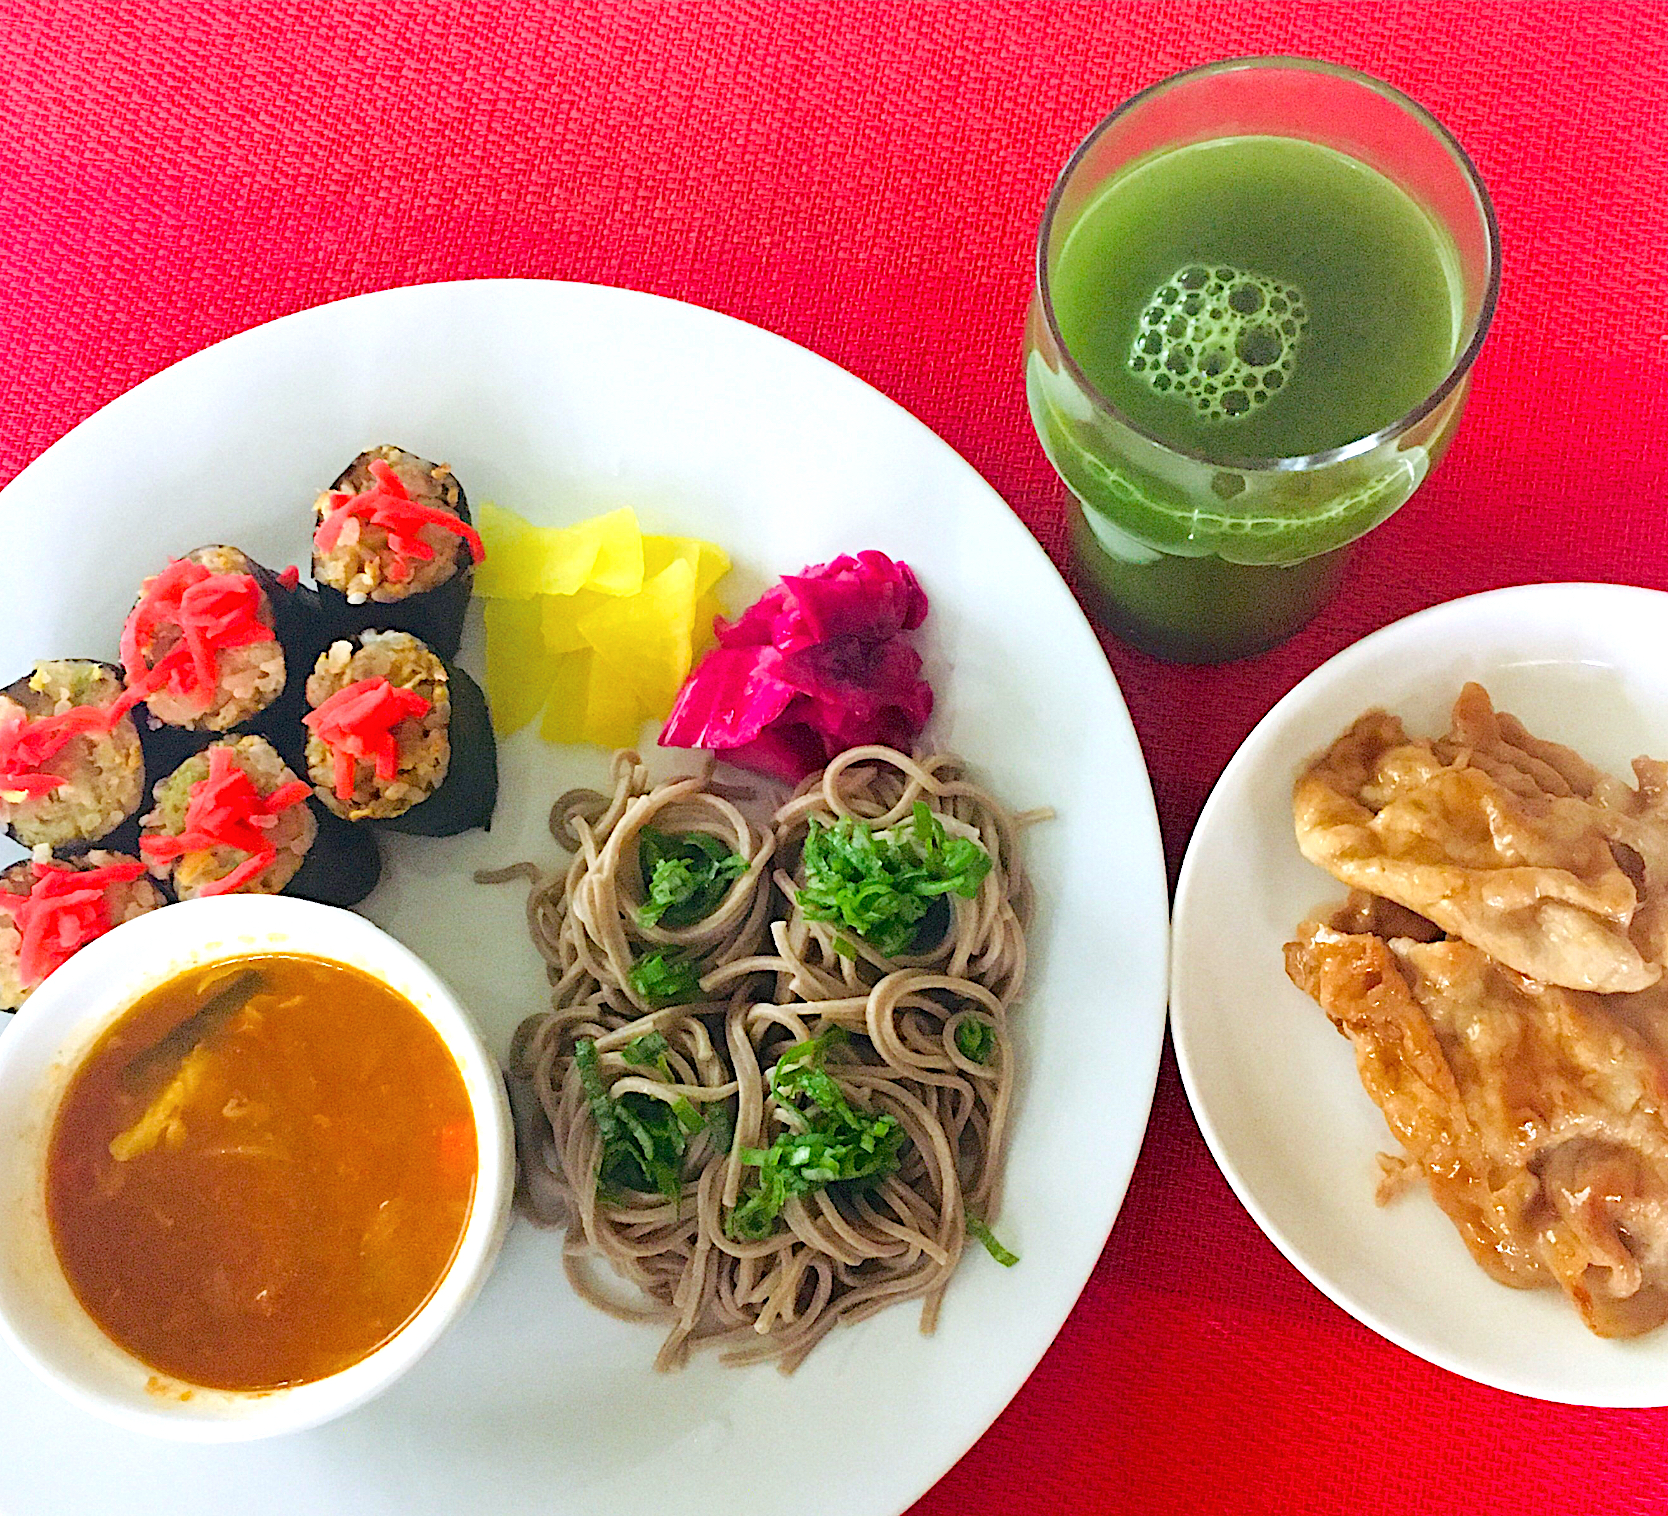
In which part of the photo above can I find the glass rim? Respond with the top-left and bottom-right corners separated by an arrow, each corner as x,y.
1034,55 -> 1503,474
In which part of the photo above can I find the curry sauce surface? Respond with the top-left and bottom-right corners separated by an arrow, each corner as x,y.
46,953 -> 476,1390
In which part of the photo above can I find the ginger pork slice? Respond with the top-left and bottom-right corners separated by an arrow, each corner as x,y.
1293,683 -> 1668,993
1286,920 -> 1668,1337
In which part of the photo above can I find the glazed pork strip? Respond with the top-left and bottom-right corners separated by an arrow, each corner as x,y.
1293,683 -> 1668,993
1286,920 -> 1668,1338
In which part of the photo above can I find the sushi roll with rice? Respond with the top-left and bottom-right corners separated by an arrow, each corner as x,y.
0,660 -> 146,852
311,446 -> 483,659
0,851 -> 165,1012
303,630 -> 498,835
122,547 -> 287,731
120,546 -> 325,766
140,736 -> 314,899
140,735 -> 380,906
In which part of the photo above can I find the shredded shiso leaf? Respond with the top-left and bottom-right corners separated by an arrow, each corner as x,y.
637,828 -> 747,929
153,756 -> 209,833
32,662 -> 102,704
576,1035 -> 716,1202
967,1215 -> 1019,1267
796,801 -> 992,958
628,948 -> 703,1008
955,1017 -> 997,1064
727,1028 -> 904,1241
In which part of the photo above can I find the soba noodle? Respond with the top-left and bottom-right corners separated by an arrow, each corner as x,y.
484,746 -> 1043,1372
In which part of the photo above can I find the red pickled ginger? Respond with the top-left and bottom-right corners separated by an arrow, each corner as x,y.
0,857 -> 148,988
660,551 -> 932,783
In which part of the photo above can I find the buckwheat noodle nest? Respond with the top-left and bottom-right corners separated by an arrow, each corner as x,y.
483,744 -> 1044,1372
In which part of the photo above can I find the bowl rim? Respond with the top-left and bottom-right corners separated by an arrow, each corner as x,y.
0,893 -> 515,1441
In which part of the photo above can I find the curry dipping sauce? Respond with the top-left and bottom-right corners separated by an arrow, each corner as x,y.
43,953 -> 477,1391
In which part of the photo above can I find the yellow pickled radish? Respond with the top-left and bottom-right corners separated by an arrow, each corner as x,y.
579,558 -> 698,713
474,500 -> 603,599
540,588 -> 609,653
585,508 -> 645,597
483,598 -> 554,736
478,500 -> 730,745
692,591 -> 725,655
537,647 -> 650,749
641,535 -> 694,586
644,535 -> 731,598
537,650 -> 595,745
581,650 -> 647,747
691,542 -> 730,599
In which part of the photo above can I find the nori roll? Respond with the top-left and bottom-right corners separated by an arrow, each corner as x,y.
139,734 -> 379,906
311,446 -> 482,660
0,852 -> 166,1011
119,546 -> 326,769
287,805 -> 384,908
302,630 -> 497,835
0,660 -> 147,853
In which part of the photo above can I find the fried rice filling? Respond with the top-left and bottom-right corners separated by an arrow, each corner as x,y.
304,632 -> 451,820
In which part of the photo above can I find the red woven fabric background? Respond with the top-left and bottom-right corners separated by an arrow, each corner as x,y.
5,1 -> 1668,1510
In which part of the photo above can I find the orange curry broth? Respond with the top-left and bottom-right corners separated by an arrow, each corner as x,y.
44,953 -> 476,1391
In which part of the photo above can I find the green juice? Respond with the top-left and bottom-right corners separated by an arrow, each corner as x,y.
1031,135 -> 1467,661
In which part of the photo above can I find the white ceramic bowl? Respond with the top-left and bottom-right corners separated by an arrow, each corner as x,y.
0,893 -> 515,1440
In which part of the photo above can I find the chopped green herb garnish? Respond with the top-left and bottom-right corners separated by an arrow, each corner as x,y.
619,1031 -> 706,1131
37,663 -> 102,704
638,828 -> 748,928
574,1034 -> 727,1203
628,949 -> 703,1008
574,1037 -> 687,1201
796,801 -> 992,958
727,1027 -> 905,1240
154,755 -> 209,833
955,1017 -> 997,1064
967,1214 -> 1018,1267
574,1038 -> 625,1146
620,1030 -> 671,1067
703,1098 -> 735,1155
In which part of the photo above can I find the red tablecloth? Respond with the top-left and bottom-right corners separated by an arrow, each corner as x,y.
6,1 -> 1668,1509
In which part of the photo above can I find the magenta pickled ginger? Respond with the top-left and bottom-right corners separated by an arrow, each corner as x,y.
660,551 -> 933,783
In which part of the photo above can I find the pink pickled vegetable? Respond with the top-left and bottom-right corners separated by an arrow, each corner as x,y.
661,551 -> 932,783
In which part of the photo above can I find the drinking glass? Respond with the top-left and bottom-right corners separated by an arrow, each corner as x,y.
1025,58 -> 1500,663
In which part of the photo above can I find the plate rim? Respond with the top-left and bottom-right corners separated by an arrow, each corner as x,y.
0,277 -> 1174,1508
1170,579 -> 1668,1408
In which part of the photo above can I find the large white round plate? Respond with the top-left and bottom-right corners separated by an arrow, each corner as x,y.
0,280 -> 1168,1512
1172,582 -> 1668,1406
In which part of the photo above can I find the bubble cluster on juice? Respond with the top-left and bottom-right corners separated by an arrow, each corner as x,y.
1128,264 -> 1308,421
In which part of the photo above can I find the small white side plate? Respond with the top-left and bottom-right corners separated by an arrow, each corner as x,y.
1172,582 -> 1668,1406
